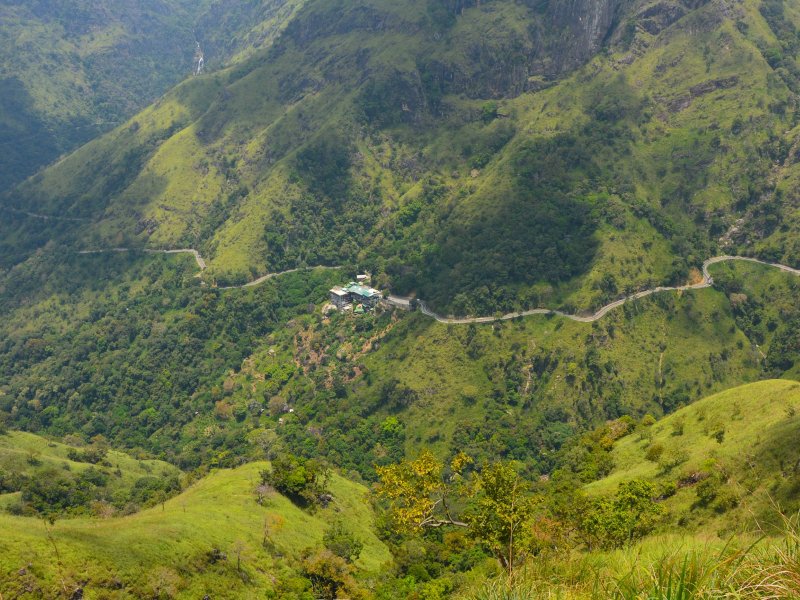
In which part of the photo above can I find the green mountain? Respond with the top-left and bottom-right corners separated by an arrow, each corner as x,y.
0,0 -> 303,192
587,379 -> 800,532
1,0 -> 800,596
2,382 -> 799,599
2,0 -> 800,316
1,0 -> 799,482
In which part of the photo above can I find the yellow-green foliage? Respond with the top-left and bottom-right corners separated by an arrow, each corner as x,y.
588,379 -> 800,533
0,462 -> 390,598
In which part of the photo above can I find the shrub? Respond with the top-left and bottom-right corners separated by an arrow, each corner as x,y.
645,443 -> 664,463
260,454 -> 330,508
640,414 -> 657,427
323,520 -> 364,563
658,448 -> 689,474
301,549 -> 364,600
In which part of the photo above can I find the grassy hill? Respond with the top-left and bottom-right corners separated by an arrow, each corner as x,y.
587,379 -> 800,534
2,0 -> 799,315
0,430 -> 181,514
0,460 -> 391,598
454,380 -> 800,599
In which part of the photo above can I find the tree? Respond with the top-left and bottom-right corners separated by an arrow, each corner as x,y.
231,539 -> 247,573
323,520 -> 364,563
376,451 -> 537,574
375,450 -> 471,531
579,479 -> 663,549
260,454 -> 330,508
467,462 -> 536,576
247,428 -> 279,459
301,549 -> 364,600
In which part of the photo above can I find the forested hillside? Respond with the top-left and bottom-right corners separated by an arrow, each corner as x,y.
0,0 -> 302,192
2,0 -> 800,316
1,251 -> 797,477
1,0 -> 800,597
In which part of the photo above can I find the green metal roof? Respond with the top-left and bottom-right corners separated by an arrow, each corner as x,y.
344,283 -> 379,298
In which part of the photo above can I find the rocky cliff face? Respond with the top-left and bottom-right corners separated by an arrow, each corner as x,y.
544,0 -> 625,74
418,0 -> 631,98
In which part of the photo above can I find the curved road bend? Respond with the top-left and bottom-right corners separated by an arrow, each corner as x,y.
391,255 -> 800,324
77,248 -> 339,289
77,249 -> 799,323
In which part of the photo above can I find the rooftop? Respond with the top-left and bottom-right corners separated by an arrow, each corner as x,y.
344,282 -> 380,298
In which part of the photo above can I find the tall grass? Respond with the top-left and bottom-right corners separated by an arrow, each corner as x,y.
464,513 -> 800,599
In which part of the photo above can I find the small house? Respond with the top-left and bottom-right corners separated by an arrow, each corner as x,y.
329,286 -> 351,310
344,282 -> 382,308
329,282 -> 383,312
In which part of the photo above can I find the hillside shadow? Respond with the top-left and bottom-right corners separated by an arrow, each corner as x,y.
413,126 -> 606,314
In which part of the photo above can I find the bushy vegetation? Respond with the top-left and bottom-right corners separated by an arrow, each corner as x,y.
465,515 -> 800,599
0,462 -> 391,598
0,252 -> 341,468
260,453 -> 331,508
0,431 -> 182,518
1,0 -> 800,596
4,253 -> 797,488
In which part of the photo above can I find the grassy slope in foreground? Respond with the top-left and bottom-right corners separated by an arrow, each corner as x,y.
463,381 -> 800,599
0,461 -> 390,598
587,379 -> 800,534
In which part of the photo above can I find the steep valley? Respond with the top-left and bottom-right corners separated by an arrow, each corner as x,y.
1,0 -> 800,597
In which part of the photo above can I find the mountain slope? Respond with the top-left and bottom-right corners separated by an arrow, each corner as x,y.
2,249 -> 797,479
0,430 -> 181,514
0,460 -> 390,598
0,0 -> 304,193
2,0 -> 799,316
587,379 -> 800,533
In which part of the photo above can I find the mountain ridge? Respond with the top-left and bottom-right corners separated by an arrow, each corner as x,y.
3,0 -> 799,317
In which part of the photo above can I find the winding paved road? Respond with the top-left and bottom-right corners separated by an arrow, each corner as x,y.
77,249 -> 799,323
76,248 -> 339,289
389,255 -> 800,324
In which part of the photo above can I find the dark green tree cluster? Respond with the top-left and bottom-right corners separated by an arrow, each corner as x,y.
260,454 -> 331,508
8,467 -> 180,519
0,253 -> 340,468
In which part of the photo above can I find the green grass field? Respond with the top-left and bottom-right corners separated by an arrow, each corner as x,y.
0,460 -> 390,598
587,379 -> 800,534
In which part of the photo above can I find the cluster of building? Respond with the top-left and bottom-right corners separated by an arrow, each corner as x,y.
329,277 -> 382,314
